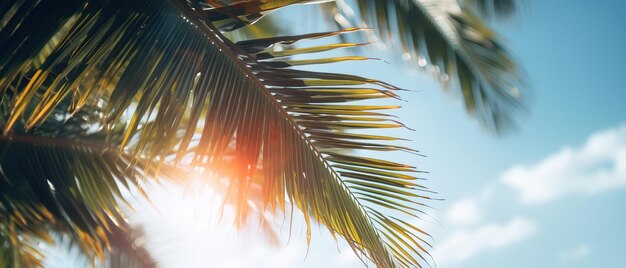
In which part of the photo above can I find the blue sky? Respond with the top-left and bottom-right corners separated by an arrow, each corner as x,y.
45,1 -> 626,267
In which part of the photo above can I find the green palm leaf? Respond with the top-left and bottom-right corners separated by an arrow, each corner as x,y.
0,135 -> 155,267
0,220 -> 48,268
327,0 -> 526,132
1,0 -> 434,267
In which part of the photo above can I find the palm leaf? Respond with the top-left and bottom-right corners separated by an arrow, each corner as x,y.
0,134 -> 151,263
0,218 -> 48,268
0,82 -> 157,267
1,0 -> 434,267
0,122 -> 248,267
327,0 -> 526,132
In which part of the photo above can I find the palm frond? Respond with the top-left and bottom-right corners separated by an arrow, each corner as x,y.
0,109 -> 180,267
328,0 -> 526,132
0,120 -> 214,267
0,217 -> 48,268
1,0 -> 434,267
0,134 -> 147,261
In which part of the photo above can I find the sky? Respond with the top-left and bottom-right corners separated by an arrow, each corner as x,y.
45,1 -> 626,267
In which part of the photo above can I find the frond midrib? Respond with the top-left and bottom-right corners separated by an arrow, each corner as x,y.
174,1 -> 396,265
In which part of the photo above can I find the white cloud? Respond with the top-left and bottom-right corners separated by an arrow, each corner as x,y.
446,198 -> 482,226
445,184 -> 495,226
502,124 -> 626,203
559,244 -> 591,263
434,216 -> 536,265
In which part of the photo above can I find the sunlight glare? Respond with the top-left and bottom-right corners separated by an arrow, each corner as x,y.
132,174 -> 313,268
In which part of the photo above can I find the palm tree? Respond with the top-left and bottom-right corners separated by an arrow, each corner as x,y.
0,0 -> 524,267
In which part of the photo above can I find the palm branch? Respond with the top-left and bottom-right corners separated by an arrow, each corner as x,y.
0,136 -> 159,267
0,98 -> 167,267
324,0 -> 526,132
0,0 -> 437,267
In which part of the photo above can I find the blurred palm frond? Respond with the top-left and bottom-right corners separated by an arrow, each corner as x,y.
325,0 -> 526,132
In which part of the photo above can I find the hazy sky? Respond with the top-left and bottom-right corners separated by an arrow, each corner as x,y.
46,1 -> 626,267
